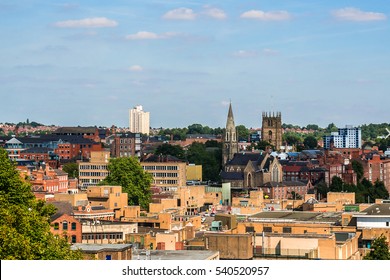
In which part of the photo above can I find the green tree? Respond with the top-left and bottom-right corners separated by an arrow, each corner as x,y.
236,125 -> 249,141
62,162 -> 79,178
186,142 -> 221,182
330,176 -> 344,192
100,157 -> 153,210
283,132 -> 302,146
326,123 -> 338,133
306,124 -> 320,131
364,235 -> 390,260
351,160 -> 364,182
0,148 -> 82,260
314,181 -> 328,200
154,143 -> 185,159
303,135 -> 318,149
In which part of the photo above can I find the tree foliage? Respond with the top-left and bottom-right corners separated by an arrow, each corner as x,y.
0,148 -> 82,260
62,162 -> 79,178
364,235 -> 390,260
303,135 -> 318,149
329,175 -> 389,203
351,160 -> 364,182
154,143 -> 185,160
100,157 -> 153,210
236,125 -> 249,141
186,142 -> 222,182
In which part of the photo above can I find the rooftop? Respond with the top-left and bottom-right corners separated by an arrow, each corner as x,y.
248,211 -> 342,224
132,250 -> 219,260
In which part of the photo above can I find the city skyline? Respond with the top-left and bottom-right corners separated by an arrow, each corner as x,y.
1,1 -> 389,129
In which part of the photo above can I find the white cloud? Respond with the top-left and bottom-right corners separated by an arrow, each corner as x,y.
54,17 -> 118,28
129,65 -> 143,72
263,48 -> 279,56
332,7 -> 387,21
162,8 -> 196,20
125,31 -> 177,40
203,7 -> 227,20
233,50 -> 257,58
240,10 -> 291,21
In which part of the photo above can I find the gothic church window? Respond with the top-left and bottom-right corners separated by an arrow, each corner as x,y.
272,165 -> 279,182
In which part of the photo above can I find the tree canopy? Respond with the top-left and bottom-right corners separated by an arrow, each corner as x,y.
364,235 -> 390,260
0,148 -> 82,260
100,157 -> 153,210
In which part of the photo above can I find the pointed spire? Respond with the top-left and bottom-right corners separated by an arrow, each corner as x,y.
226,101 -> 235,127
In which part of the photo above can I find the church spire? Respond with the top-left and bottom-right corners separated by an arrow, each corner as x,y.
226,101 -> 235,127
222,101 -> 238,167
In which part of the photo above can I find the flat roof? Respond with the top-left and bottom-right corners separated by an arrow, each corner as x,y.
132,250 -> 219,260
71,243 -> 132,253
248,211 -> 342,223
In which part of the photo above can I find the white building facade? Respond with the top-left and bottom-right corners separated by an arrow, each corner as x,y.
323,126 -> 362,149
129,105 -> 150,135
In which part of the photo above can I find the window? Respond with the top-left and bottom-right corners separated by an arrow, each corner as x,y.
246,226 -> 255,233
71,235 -> 77,243
54,223 -> 59,230
63,221 -> 68,230
263,227 -> 272,233
71,222 -> 77,230
283,227 -> 292,233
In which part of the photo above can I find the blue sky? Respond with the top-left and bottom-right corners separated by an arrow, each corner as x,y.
1,1 -> 389,129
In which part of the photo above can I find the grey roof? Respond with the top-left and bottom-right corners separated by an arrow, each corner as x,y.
220,171 -> 244,180
360,203 -> 390,216
54,169 -> 68,176
249,211 -> 342,224
227,152 -> 265,166
71,243 -> 132,253
6,137 -> 22,144
20,147 -> 53,153
132,250 -> 219,260
262,180 -> 308,187
49,201 -> 74,221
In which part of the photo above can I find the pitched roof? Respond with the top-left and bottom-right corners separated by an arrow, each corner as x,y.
20,147 -> 53,154
48,201 -> 74,221
220,171 -> 244,180
226,152 -> 264,166
6,137 -> 22,144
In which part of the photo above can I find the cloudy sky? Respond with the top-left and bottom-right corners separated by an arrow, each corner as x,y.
1,0 -> 389,129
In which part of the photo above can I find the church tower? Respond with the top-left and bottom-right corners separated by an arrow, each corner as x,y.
222,102 -> 239,166
261,112 -> 282,151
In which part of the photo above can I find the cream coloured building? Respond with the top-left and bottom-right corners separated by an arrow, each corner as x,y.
79,150 -> 110,189
129,105 -> 150,135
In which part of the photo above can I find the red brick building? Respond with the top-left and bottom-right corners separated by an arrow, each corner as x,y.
55,138 -> 102,161
49,201 -> 82,244
110,133 -> 141,158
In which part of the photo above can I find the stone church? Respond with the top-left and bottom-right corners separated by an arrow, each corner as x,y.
261,112 -> 282,151
221,103 -> 283,193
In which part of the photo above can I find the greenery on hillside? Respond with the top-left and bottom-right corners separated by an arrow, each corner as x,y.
0,148 -> 82,260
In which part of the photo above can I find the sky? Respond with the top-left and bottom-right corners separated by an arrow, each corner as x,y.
1,0 -> 389,129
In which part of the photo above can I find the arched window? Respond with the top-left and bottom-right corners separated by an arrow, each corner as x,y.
272,165 -> 279,182
268,130 -> 273,142
62,221 -> 68,230
247,173 -> 252,188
